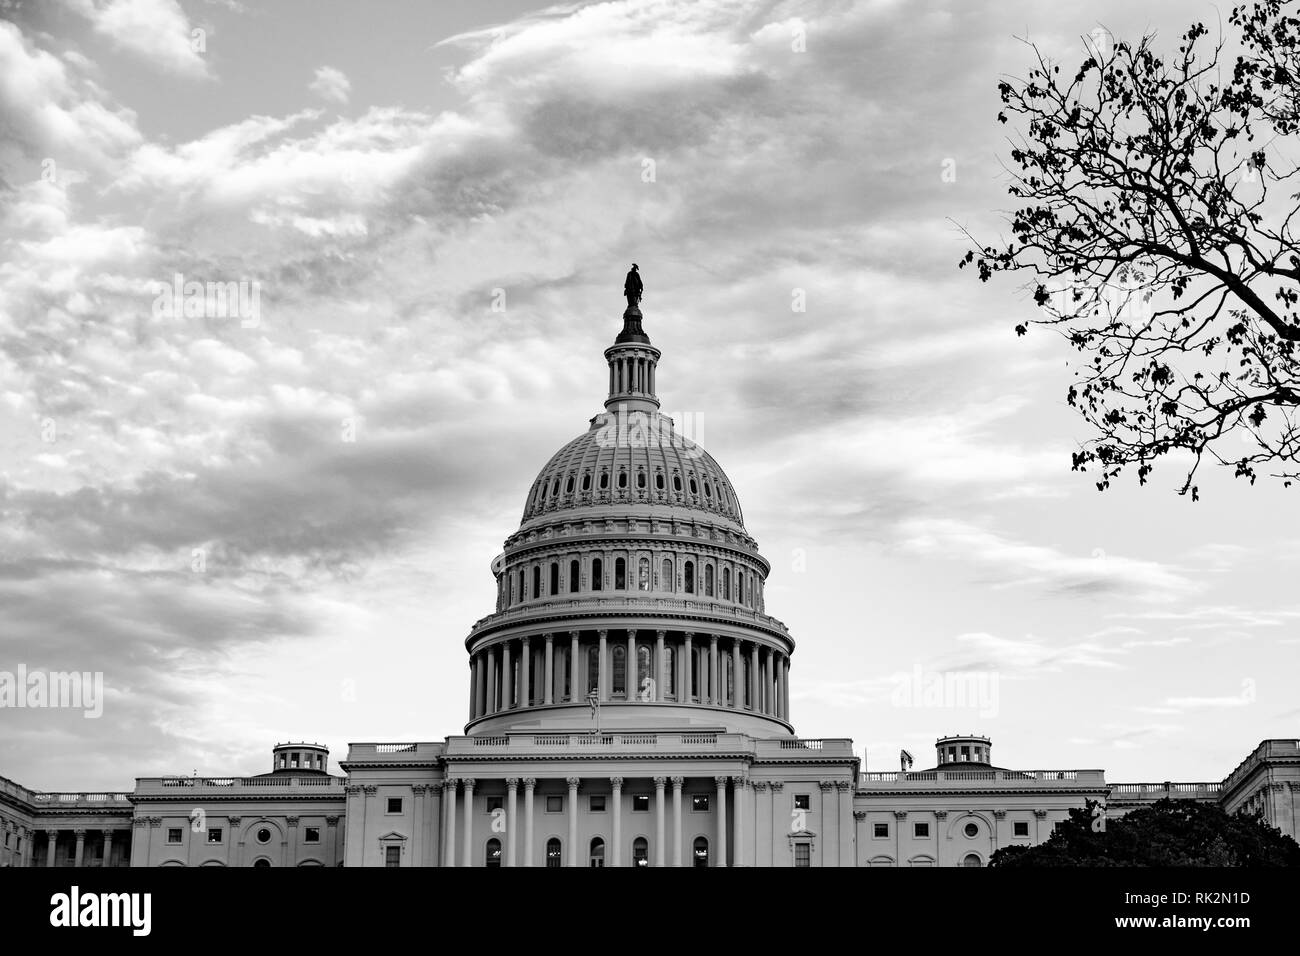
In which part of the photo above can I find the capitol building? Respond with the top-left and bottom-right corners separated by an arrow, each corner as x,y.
2,299 -> 1298,867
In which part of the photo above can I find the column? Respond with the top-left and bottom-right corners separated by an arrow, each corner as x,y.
45,830 -> 58,868
819,781 -> 835,866
749,643 -> 760,710
427,786 -> 442,868
761,648 -> 771,714
412,786 -> 426,867
569,631 -> 580,703
523,778 -> 536,866
101,829 -> 114,868
461,778 -> 475,867
714,777 -> 728,867
506,778 -> 518,867
566,778 -> 581,867
502,640 -> 513,710
731,640 -> 742,707
520,637 -> 531,707
655,630 -> 666,701
598,630 -> 609,702
774,658 -> 785,717
752,782 -> 769,865
733,780 -> 746,867
474,653 -> 486,719
73,829 -> 86,867
708,635 -> 719,704
837,781 -> 852,866
468,660 -> 475,721
626,629 -> 637,699
683,633 -> 694,702
443,779 -> 457,867
654,777 -> 666,867
486,649 -> 498,714
611,777 -> 623,867
671,777 -> 684,866
543,634 -> 554,705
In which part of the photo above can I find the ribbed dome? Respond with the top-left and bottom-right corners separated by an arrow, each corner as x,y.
521,410 -> 745,528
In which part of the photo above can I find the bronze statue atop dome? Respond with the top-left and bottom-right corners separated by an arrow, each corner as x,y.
624,263 -> 642,309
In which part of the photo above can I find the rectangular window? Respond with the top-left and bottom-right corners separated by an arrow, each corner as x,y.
546,796 -> 563,813
1013,821 -> 1029,837
304,827 -> 320,844
794,794 -> 810,810
794,843 -> 811,867
386,797 -> 403,814
385,846 -> 400,868
873,823 -> 889,838
166,828 -> 183,845
632,795 -> 649,812
691,795 -> 710,812
913,823 -> 929,838
207,828 -> 223,844
589,795 -> 606,812
486,796 -> 504,813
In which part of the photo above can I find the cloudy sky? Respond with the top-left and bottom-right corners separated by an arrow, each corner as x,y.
1,0 -> 1296,791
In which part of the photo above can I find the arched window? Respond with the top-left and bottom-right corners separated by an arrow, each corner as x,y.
655,472 -> 665,491
617,470 -> 628,489
569,559 -> 579,593
581,472 -> 591,492
704,564 -> 714,597
723,567 -> 731,600
962,853 -> 982,868
533,565 -> 541,599
613,645 -> 626,696
254,858 -> 271,868
633,837 -> 649,867
486,838 -> 502,868
704,481 -> 712,499
550,562 -> 559,595
673,474 -> 682,493
661,559 -> 673,592
615,557 -> 626,589
689,477 -> 698,495
693,837 -> 709,868
684,560 -> 695,594
540,479 -> 549,501
637,557 -> 650,591
565,475 -> 575,494
518,569 -> 525,600
665,646 -> 676,696
589,837 -> 605,868
587,647 -> 599,694
636,470 -> 646,489
592,558 -> 603,591
599,471 -> 609,491
737,571 -> 745,604
546,838 -> 562,868
551,479 -> 559,498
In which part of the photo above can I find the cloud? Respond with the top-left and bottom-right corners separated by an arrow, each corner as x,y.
308,65 -> 351,105
62,0 -> 212,78
897,517 -> 1193,601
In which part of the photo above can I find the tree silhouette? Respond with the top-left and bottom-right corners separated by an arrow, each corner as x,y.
963,3 -> 1300,498
990,798 -> 1300,866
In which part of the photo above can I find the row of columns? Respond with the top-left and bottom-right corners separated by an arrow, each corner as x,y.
609,352 -> 655,397
440,775 -> 753,866
469,630 -> 791,721
33,827 -> 125,867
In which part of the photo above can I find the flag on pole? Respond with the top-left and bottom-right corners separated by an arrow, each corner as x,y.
900,749 -> 914,772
